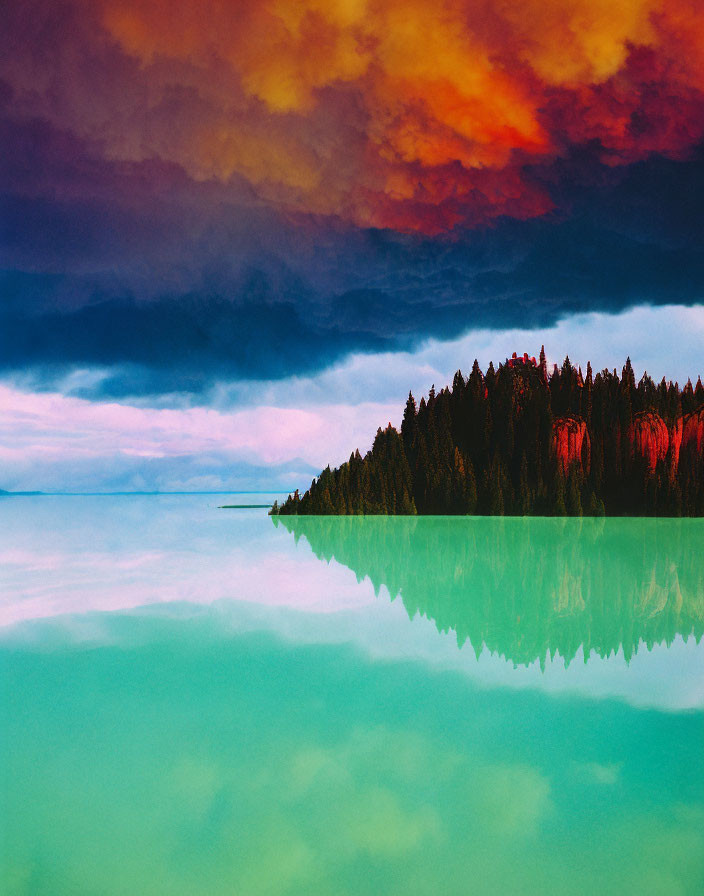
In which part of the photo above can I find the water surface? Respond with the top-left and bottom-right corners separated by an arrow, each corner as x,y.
2,496 -> 703,894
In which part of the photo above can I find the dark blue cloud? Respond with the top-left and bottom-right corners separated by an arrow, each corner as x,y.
2,110 -> 704,396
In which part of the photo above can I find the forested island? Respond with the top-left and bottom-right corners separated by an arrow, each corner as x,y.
273,350 -> 704,516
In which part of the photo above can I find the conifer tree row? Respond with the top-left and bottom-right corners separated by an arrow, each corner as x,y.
272,350 -> 704,516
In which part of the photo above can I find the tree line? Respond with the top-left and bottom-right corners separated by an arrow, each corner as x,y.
273,349 -> 704,516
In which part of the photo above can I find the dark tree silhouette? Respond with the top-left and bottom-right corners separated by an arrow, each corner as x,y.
273,352 -> 704,516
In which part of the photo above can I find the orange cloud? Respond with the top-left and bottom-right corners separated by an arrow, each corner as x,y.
32,0 -> 704,231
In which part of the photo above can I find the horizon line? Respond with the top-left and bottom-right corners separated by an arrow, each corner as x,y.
0,490 -> 297,497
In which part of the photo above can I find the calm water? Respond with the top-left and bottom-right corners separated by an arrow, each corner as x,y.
1,496 -> 703,895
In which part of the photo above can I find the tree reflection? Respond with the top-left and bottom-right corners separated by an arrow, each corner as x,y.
275,516 -> 704,666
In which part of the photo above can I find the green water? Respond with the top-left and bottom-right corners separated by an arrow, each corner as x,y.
276,515 -> 704,667
1,500 -> 703,894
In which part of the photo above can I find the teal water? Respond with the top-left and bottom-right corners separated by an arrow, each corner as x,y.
1,497 -> 703,894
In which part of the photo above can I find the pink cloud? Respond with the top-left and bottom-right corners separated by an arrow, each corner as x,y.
0,384 -> 398,473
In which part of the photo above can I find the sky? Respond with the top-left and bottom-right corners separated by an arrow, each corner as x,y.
1,0 -> 704,492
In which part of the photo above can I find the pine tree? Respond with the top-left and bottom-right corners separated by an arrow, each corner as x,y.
401,391 -> 418,458
488,454 -> 505,516
554,471 -> 567,516
566,466 -> 583,516
465,458 -> 478,515
539,344 -> 548,383
519,453 -> 532,515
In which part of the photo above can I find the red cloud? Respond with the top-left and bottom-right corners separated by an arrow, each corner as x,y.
3,0 -> 704,233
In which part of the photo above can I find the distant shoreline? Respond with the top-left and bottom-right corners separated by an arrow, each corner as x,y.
219,504 -> 274,509
0,491 -> 292,497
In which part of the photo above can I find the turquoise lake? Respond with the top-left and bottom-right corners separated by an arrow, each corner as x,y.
1,495 -> 703,894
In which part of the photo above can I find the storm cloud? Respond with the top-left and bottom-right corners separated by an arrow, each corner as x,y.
2,0 -> 704,397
